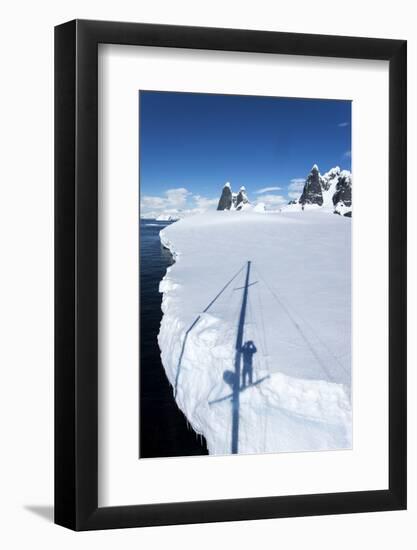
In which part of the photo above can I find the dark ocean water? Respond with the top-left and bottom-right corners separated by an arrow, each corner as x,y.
139,219 -> 208,458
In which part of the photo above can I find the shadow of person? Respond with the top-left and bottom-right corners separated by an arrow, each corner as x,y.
241,340 -> 257,388
223,370 -> 236,388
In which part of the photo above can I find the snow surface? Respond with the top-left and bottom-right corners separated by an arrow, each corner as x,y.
253,202 -> 266,213
158,209 -> 352,455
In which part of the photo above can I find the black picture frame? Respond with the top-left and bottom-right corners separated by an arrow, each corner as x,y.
55,19 -> 407,531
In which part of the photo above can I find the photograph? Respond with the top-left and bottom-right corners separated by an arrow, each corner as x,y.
139,91 -> 352,459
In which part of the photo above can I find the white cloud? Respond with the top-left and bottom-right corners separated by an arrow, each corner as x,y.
289,178 -> 305,188
140,187 -> 218,218
287,177 -> 305,201
255,194 -> 287,209
141,187 -> 190,211
193,195 -> 218,209
140,195 -> 166,210
288,191 -> 301,200
338,121 -> 350,127
344,150 -> 352,158
255,186 -> 282,194
165,187 -> 190,208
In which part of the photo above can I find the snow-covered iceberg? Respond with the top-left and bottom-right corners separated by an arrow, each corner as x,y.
158,209 -> 352,456
155,213 -> 180,221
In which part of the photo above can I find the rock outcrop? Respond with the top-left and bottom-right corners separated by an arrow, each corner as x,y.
332,171 -> 352,212
235,186 -> 249,210
217,183 -> 250,211
299,165 -> 324,206
292,164 -> 352,217
217,183 -> 233,210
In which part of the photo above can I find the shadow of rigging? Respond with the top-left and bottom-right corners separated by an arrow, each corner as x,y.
208,373 -> 270,406
173,263 -> 246,398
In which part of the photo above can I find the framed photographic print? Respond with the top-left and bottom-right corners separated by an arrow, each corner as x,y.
55,20 -> 407,530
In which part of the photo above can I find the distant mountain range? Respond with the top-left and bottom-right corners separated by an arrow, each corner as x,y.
142,164 -> 352,220
217,165 -> 352,217
296,164 -> 352,217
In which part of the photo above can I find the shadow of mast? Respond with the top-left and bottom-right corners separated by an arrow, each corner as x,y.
231,260 -> 251,454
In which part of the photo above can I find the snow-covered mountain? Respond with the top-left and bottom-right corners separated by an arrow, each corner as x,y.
235,186 -> 249,209
217,182 -> 233,210
293,165 -> 352,217
217,183 -> 250,211
299,164 -> 323,206
216,165 -> 351,217
331,170 -> 352,217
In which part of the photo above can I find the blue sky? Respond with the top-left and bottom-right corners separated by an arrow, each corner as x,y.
139,91 -> 351,217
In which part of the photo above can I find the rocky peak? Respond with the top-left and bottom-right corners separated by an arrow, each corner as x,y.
299,165 -> 324,206
217,183 -> 250,211
217,182 -> 233,210
235,186 -> 249,210
332,170 -> 352,212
